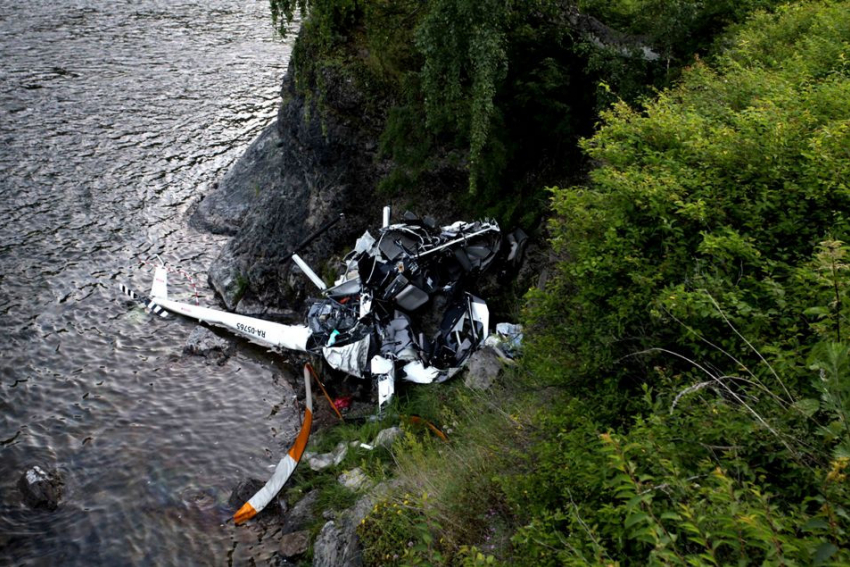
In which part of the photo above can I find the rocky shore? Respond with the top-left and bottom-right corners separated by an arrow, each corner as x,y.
185,24 -> 526,563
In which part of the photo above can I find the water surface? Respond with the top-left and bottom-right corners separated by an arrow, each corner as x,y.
0,1 -> 302,563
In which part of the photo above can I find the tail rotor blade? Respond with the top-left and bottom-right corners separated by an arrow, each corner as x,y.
118,283 -> 168,318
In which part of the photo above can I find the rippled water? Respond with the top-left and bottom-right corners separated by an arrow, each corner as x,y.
0,1 -> 302,564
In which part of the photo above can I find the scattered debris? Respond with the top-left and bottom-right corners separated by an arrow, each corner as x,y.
117,207 -> 528,529
338,468 -> 371,491
373,427 -> 402,449
495,322 -> 523,357
305,441 -> 349,472
18,466 -> 64,511
482,322 -> 523,361
121,206 -> 515,410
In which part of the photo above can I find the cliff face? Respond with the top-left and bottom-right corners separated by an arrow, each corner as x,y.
191,62 -> 395,314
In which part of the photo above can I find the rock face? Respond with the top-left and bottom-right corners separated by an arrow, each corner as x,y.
190,124 -> 287,236
463,346 -> 504,391
18,466 -> 63,511
193,68 -> 383,313
190,44 -> 465,314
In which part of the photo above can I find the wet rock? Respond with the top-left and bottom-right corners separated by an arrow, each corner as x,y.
229,478 -> 286,518
373,427 -> 401,449
305,442 -> 348,471
279,530 -> 310,558
18,466 -> 63,511
281,489 -> 319,534
229,478 -> 264,509
190,122 -> 285,236
183,326 -> 234,363
338,468 -> 370,492
464,346 -> 504,391
207,246 -> 244,311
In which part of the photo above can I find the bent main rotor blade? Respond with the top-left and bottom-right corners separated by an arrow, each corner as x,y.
234,364 -> 314,524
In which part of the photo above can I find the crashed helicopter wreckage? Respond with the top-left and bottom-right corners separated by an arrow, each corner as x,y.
120,207 -> 520,409
118,206 -> 524,524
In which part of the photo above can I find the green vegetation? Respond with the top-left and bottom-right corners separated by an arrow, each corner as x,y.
268,0 -> 850,565
271,0 -> 785,229
520,2 -> 850,564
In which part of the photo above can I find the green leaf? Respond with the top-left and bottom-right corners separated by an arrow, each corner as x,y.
814,542 -> 838,566
794,398 -> 821,417
625,512 -> 650,528
802,518 -> 829,533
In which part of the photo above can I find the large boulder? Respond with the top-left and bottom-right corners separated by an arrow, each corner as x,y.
18,466 -> 63,511
464,346 -> 504,391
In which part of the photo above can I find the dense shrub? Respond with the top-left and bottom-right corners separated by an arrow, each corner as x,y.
527,0 -> 850,395
516,2 -> 850,564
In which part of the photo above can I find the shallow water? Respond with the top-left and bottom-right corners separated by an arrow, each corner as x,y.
0,1 -> 302,564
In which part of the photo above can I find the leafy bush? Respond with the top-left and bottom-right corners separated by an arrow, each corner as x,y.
528,0 -> 850,395
515,2 -> 850,565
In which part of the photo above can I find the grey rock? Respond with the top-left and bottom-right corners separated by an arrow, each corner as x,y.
312,482 -> 396,567
281,489 -> 319,534
229,478 -> 263,509
279,530 -> 310,558
338,468 -> 371,492
207,246 -> 245,311
18,466 -> 63,511
313,521 -> 348,567
183,326 -> 234,363
190,122 -> 285,236
464,346 -> 504,391
373,427 -> 402,449
306,442 -> 348,471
